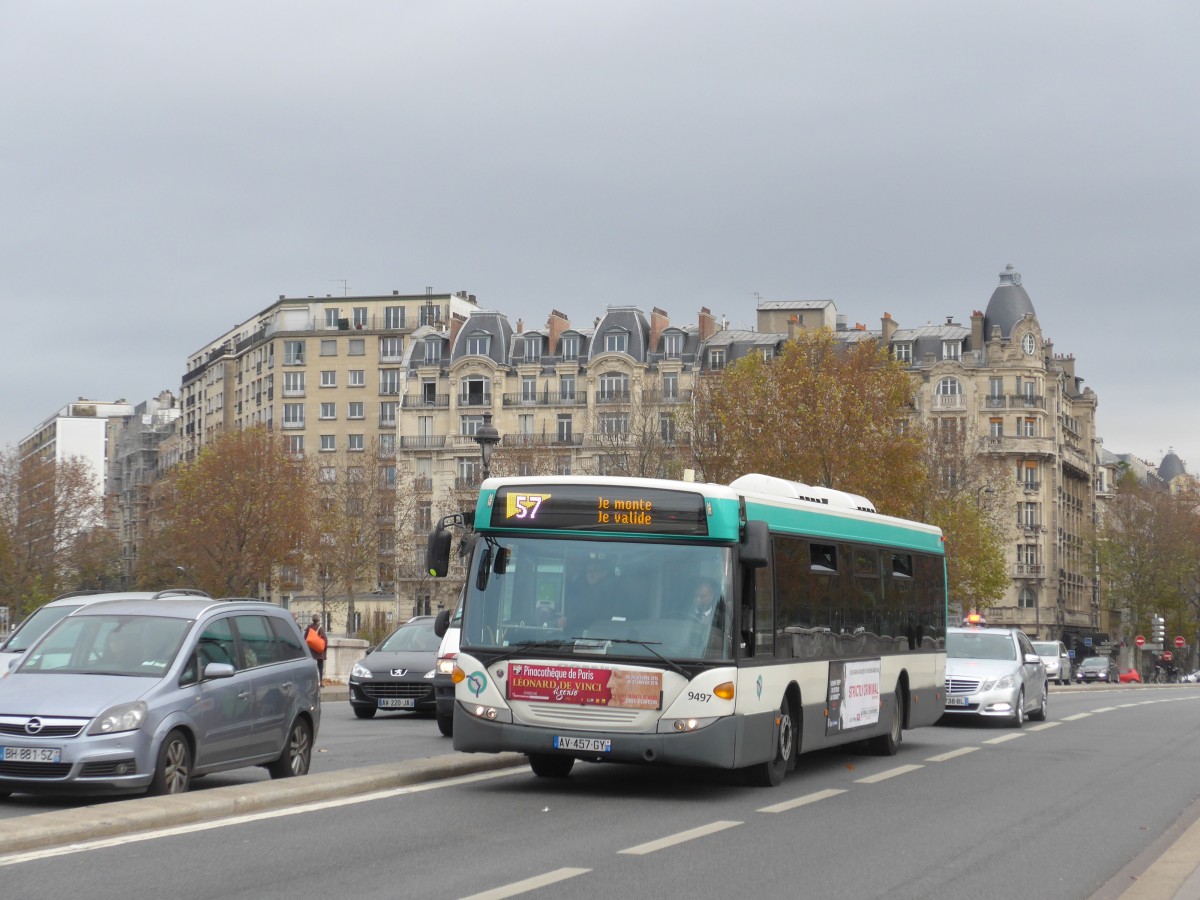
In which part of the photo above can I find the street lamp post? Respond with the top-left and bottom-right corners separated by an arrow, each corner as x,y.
473,412 -> 501,481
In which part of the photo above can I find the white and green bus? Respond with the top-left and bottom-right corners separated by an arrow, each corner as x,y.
426,472 -> 947,786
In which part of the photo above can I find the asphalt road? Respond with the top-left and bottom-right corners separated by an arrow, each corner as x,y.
4,683 -> 1200,899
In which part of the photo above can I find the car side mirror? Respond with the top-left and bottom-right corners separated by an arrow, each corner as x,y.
203,662 -> 236,680
1024,653 -> 1042,665
434,608 -> 451,638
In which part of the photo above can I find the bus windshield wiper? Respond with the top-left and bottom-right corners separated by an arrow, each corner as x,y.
577,636 -> 691,679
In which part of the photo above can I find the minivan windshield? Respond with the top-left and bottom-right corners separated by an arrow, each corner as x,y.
1032,642 -> 1060,656
19,614 -> 191,677
0,604 -> 83,653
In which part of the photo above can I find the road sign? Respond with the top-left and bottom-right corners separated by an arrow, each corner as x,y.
1164,650 -> 1174,662
1135,635 -> 1145,648
1175,636 -> 1186,649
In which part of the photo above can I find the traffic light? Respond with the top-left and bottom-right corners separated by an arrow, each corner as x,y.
1151,615 -> 1166,643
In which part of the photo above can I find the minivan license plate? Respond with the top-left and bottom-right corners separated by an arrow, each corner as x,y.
1,746 -> 61,763
553,736 -> 611,752
378,698 -> 416,709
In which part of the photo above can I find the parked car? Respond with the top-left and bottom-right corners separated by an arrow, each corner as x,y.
0,595 -> 320,797
1032,640 -> 1072,685
348,616 -> 441,719
0,589 -> 210,679
1074,656 -> 1119,684
942,623 -> 1048,726
1118,668 -> 1142,683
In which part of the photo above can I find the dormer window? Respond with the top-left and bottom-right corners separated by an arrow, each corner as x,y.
893,343 -> 912,363
663,333 -> 683,358
942,340 -> 961,361
604,331 -> 628,353
561,335 -> 580,360
424,338 -> 441,362
524,335 -> 541,360
466,333 -> 491,356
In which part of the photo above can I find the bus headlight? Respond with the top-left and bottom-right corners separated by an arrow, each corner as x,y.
658,716 -> 719,733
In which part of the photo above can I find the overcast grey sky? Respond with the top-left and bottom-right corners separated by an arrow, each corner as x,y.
3,2 -> 1197,470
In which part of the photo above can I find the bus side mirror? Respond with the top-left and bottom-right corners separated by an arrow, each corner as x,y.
740,520 -> 769,568
426,527 -> 453,578
434,608 -> 451,638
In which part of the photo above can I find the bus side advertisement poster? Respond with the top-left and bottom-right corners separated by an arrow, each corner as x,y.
506,662 -> 663,711
825,658 -> 882,736
490,484 -> 708,535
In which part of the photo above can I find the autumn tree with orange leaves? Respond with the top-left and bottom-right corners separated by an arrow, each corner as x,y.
685,328 -> 927,513
138,428 -> 316,597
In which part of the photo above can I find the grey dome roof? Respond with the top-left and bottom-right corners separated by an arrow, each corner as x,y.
984,264 -> 1037,339
1158,451 -> 1186,482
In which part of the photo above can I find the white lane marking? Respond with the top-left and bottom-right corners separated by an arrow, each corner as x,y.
0,768 -> 523,868
758,788 -> 846,813
1093,706 -> 1117,713
854,764 -> 923,784
619,820 -> 742,855
925,746 -> 980,763
1027,722 -> 1061,732
983,733 -> 1025,744
459,868 -> 591,900
1063,713 -> 1092,721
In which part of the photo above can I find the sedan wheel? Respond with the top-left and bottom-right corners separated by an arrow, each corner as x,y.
1029,682 -> 1048,721
1011,689 -> 1025,728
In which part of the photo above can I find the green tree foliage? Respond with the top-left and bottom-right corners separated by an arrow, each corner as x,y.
139,428 -> 316,597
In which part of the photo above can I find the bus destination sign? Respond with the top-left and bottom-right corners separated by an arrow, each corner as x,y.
490,484 -> 708,535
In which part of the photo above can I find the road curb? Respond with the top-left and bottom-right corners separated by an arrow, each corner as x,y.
0,752 -> 527,856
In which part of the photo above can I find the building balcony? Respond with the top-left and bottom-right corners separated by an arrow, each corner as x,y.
282,388 -> 305,398
379,417 -> 397,429
455,476 -> 482,491
412,477 -> 433,492
399,435 -> 446,449
501,433 -> 585,447
932,395 -> 966,410
402,394 -> 449,409
502,392 -> 588,407
457,395 -> 493,407
641,389 -> 692,404
595,391 -> 632,404
1013,563 -> 1045,578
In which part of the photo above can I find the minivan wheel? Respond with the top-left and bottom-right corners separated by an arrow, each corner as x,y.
353,706 -> 377,720
436,710 -> 453,737
149,729 -> 192,795
267,717 -> 313,779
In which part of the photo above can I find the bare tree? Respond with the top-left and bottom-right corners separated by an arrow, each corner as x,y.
138,427 -> 316,597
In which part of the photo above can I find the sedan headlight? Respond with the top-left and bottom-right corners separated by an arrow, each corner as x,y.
87,701 -> 148,736
991,674 -> 1016,691
351,661 -> 373,679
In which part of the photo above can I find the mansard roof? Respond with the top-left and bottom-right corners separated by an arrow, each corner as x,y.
451,310 -> 513,366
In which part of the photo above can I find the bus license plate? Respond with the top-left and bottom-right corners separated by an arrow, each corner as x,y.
553,736 -> 611,753
378,698 -> 416,709
945,696 -> 969,707
1,745 -> 61,763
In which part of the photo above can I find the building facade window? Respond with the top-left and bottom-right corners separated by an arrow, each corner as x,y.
348,339 -> 365,356
284,341 -> 305,365
320,434 -> 336,452
559,374 -> 576,401
380,337 -> 403,360
379,368 -> 401,395
556,414 -> 573,443
466,334 -> 491,356
348,434 -> 364,452
348,401 -> 365,420
424,338 -> 441,362
320,370 -> 336,388
352,307 -> 368,328
319,402 -> 336,420
320,339 -> 337,356
664,333 -> 683,358
287,435 -> 304,455
662,372 -> 678,400
604,331 -> 628,353
893,343 -> 912,363
561,335 -> 580,360
598,372 -> 629,401
708,348 -> 726,369
349,370 -> 365,387
283,372 -> 305,396
460,377 -> 490,406
989,417 -> 1003,437
384,306 -> 404,329
283,403 -> 305,427
942,340 -> 961,361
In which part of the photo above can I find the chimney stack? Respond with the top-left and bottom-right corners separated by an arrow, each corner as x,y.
698,307 -> 718,341
650,307 -> 669,353
881,312 -> 898,345
546,309 -> 570,356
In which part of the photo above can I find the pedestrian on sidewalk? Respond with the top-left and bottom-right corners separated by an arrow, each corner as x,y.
305,614 -> 327,682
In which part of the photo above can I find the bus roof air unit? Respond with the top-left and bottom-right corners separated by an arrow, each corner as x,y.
728,473 -> 877,514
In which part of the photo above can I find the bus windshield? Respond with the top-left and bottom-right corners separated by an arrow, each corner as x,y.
462,535 -> 735,662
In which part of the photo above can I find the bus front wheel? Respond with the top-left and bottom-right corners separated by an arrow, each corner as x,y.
529,753 -> 575,778
748,697 -> 795,787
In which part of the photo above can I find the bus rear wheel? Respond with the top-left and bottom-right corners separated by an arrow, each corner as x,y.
529,753 -> 575,778
748,697 -> 795,787
868,687 -> 903,756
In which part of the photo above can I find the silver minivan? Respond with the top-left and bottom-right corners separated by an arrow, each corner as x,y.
0,590 -> 209,678
1032,640 -> 1072,685
0,596 -> 320,797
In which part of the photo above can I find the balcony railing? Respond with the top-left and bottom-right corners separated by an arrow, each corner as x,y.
455,476 -> 482,491
595,390 -> 632,404
402,394 -> 449,408
399,435 -> 446,449
501,433 -> 585,447
502,392 -> 588,407
457,394 -> 493,407
1013,563 -> 1045,578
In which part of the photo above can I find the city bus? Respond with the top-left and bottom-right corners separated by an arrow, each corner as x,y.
426,472 -> 947,786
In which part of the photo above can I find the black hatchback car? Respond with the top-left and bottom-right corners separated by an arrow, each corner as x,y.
348,616 -> 440,719
1075,656 -> 1119,684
